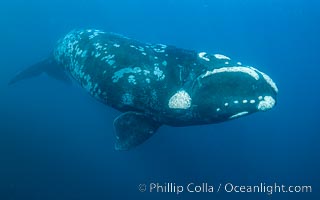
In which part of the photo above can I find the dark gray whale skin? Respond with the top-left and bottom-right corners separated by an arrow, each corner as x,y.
10,29 -> 278,150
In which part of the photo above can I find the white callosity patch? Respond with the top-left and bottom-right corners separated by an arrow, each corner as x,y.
214,54 -> 231,60
168,90 -> 192,109
198,52 -> 210,61
121,93 -> 134,105
201,67 -> 260,80
257,96 -> 276,111
113,44 -> 120,48
112,67 -> 142,83
229,111 -> 249,119
250,67 -> 279,93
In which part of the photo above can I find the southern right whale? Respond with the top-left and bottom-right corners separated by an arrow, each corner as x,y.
9,29 -> 278,150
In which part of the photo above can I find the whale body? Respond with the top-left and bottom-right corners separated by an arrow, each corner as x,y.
10,29 -> 278,150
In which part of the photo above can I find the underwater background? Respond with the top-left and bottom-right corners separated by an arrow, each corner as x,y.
0,0 -> 319,199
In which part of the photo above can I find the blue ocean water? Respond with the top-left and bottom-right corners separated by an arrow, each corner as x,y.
0,0 -> 319,199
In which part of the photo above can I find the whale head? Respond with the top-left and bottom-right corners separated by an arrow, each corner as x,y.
192,54 -> 278,122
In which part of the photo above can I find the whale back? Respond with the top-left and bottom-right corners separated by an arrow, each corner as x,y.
52,30 -> 205,119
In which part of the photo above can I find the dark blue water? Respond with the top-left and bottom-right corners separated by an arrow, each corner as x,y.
1,0 -> 319,199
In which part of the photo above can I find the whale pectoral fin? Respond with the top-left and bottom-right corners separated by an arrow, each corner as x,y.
113,111 -> 161,151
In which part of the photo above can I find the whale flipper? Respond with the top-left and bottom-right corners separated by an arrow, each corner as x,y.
114,112 -> 161,150
9,57 -> 71,85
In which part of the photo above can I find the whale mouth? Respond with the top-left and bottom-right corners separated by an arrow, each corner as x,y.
192,66 -> 278,119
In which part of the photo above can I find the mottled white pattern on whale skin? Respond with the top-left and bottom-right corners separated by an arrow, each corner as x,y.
112,67 -> 142,83
153,67 -> 165,81
128,75 -> 137,85
121,92 -> 134,105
